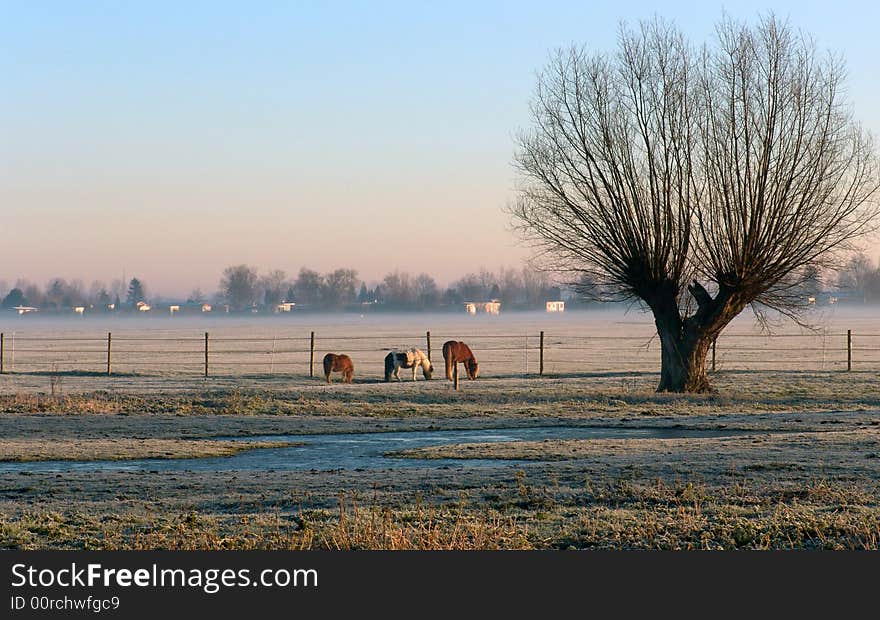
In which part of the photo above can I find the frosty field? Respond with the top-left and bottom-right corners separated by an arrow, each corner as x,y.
2,305 -> 880,384
1,307 -> 879,549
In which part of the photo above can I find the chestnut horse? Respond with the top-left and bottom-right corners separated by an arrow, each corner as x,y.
323,353 -> 354,383
384,348 -> 433,382
442,341 -> 479,381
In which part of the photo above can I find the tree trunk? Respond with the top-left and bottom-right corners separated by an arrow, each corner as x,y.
656,319 -> 712,393
650,282 -> 720,393
650,280 -> 744,393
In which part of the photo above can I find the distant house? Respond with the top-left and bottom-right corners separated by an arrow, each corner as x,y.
546,300 -> 565,313
136,301 -> 151,312
276,302 -> 295,313
465,300 -> 501,315
74,306 -> 85,315
482,300 -> 501,315
201,303 -> 212,312
169,305 -> 180,315
12,306 -> 38,315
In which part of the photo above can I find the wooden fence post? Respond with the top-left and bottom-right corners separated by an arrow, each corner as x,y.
453,361 -> 459,391
309,331 -> 315,378
204,332 -> 209,378
539,331 -> 545,376
106,332 -> 112,375
426,331 -> 431,361
847,330 -> 852,371
0,333 -> 4,374
711,338 -> 716,373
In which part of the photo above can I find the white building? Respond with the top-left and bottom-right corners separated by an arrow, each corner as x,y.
482,300 -> 501,315
465,300 -> 501,314
546,300 -> 565,313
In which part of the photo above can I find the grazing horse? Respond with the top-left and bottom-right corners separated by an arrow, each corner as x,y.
384,348 -> 434,382
323,353 -> 354,383
442,341 -> 479,381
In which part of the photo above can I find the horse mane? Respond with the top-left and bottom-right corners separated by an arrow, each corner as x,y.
406,348 -> 432,370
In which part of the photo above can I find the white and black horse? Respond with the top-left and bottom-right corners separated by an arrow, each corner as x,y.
384,348 -> 434,381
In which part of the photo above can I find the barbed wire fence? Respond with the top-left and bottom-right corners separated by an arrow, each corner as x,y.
0,328 -> 871,382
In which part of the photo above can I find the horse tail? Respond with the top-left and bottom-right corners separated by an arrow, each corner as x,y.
323,354 -> 333,383
443,341 -> 454,381
384,352 -> 394,382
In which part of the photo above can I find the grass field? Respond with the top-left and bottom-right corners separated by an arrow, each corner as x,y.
1,308 -> 879,549
2,306 -> 880,382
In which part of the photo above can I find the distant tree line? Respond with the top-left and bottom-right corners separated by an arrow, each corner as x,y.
3,257 -> 879,314
215,265 -> 569,312
1,266 -> 568,314
0,276 -> 153,312
834,253 -> 880,302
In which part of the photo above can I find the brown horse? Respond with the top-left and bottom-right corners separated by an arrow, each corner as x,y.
442,341 -> 479,381
323,353 -> 354,383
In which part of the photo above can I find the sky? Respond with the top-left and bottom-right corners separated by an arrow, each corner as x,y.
2,1 -> 880,297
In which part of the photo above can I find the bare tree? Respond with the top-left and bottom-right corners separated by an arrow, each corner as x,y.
520,267 -> 551,306
380,271 -> 415,307
219,265 -> 259,311
259,269 -> 288,306
18,280 -> 43,308
322,268 -> 359,308
836,253 -> 873,299
453,273 -> 485,301
513,16 -> 879,392
46,278 -> 85,309
89,280 -> 111,309
413,273 -> 439,307
293,268 -> 324,306
188,288 -> 206,304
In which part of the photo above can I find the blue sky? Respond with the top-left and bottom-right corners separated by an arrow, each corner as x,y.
2,1 -> 879,296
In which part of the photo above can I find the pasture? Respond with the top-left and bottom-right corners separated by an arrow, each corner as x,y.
1,307 -> 879,549
1,306 -> 879,383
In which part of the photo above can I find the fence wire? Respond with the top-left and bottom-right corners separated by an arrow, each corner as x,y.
0,329 -> 869,378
